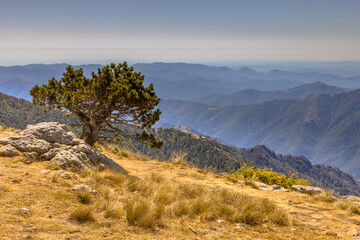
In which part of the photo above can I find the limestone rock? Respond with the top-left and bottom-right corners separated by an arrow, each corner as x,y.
0,144 -> 19,157
292,185 -> 325,195
0,122 -> 127,173
70,184 -> 98,195
340,195 -> 360,201
347,229 -> 359,237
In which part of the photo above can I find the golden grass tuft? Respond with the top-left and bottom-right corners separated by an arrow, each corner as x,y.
171,152 -> 188,166
350,205 -> 360,215
125,197 -> 163,228
244,179 -> 259,189
70,206 -> 95,223
104,206 -> 123,219
313,191 -> 337,203
75,190 -> 93,204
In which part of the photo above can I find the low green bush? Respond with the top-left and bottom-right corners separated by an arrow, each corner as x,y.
231,164 -> 309,190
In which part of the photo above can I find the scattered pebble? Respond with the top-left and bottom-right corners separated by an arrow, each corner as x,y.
40,170 -> 52,174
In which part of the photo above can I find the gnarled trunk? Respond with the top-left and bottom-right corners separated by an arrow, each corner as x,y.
82,123 -> 100,146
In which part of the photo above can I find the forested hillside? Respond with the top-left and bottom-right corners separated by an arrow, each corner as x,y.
0,92 -> 72,128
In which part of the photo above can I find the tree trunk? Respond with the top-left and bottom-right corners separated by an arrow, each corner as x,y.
82,123 -> 100,146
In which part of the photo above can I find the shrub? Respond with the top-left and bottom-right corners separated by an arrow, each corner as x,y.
231,164 -> 309,190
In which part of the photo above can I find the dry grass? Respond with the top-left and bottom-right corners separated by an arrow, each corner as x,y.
313,191 -> 337,203
244,179 -> 259,189
350,205 -> 360,215
171,151 -> 189,166
70,206 -> 95,223
75,190 -> 93,204
0,129 -> 360,239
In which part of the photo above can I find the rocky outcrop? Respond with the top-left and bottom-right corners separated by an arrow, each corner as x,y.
0,122 -> 127,173
292,185 -> 325,195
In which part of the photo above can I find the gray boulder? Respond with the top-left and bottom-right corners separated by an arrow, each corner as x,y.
0,144 -> 19,157
0,122 -> 127,173
292,185 -> 325,195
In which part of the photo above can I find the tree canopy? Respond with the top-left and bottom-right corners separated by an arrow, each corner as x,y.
30,62 -> 163,148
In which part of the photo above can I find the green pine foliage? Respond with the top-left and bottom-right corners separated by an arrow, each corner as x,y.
30,63 -> 163,148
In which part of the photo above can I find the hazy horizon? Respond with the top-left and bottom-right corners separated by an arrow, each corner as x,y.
1,0 -> 359,65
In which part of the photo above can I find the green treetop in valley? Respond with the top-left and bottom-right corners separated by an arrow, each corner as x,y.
30,62 -> 163,148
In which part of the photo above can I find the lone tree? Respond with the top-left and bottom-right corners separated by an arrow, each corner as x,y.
30,62 -> 163,148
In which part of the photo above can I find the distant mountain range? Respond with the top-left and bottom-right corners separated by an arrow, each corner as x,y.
158,89 -> 360,178
193,81 -> 347,106
1,62 -> 359,101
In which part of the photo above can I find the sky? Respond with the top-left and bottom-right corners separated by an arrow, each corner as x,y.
0,0 -> 360,65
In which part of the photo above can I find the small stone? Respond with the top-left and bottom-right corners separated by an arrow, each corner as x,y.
292,185 -> 325,195
40,170 -> 52,174
312,214 -> 324,220
12,179 -> 21,184
320,231 -> 327,235
70,184 -> 98,195
60,172 -> 71,179
291,228 -> 297,232
216,219 -> 225,224
347,229 -> 359,237
26,227 -> 39,232
46,206 -> 51,209
234,223 -> 244,230
20,207 -> 31,212
22,234 -> 32,239
271,184 -> 281,190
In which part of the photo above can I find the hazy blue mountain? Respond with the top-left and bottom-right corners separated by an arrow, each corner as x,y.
193,82 -> 347,107
158,89 -> 360,178
0,64 -> 102,100
0,78 -> 34,100
2,62 -> 358,102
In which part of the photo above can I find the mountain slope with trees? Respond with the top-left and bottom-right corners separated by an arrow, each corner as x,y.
158,89 -> 360,178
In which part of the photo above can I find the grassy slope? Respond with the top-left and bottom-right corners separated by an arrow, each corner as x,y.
0,129 -> 359,240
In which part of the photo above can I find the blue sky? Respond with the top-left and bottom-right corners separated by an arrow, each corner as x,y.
0,0 -> 359,65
